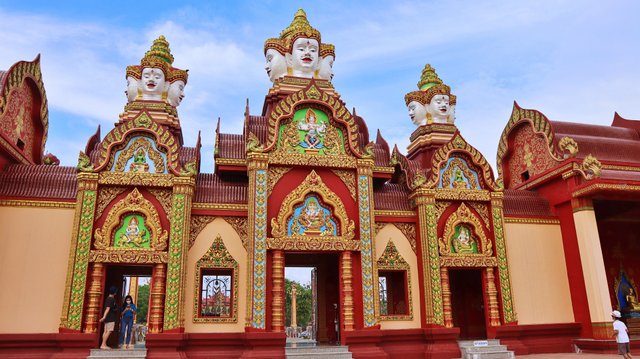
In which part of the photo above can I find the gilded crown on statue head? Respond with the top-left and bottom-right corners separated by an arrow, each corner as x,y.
263,9 -> 336,83
404,64 -> 456,126
124,35 -> 188,107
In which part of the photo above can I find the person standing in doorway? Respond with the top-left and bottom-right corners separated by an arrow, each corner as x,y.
99,286 -> 118,350
119,295 -> 137,349
612,310 -> 632,359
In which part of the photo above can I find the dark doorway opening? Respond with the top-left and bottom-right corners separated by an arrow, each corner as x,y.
285,252 -> 340,345
101,265 -> 152,348
449,269 -> 487,339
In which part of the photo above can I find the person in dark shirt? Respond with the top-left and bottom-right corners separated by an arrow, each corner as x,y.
119,295 -> 137,349
99,286 -> 118,350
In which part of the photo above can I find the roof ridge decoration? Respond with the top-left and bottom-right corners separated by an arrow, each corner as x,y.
424,132 -> 499,191
93,112 -> 180,174
262,81 -> 363,158
496,102 -> 583,183
0,55 -> 49,163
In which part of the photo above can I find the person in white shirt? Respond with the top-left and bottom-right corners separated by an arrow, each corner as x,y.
612,310 -> 632,359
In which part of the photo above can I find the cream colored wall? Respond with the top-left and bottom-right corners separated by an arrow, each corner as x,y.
0,206 -> 75,333
374,224 -> 421,329
184,217 -> 248,332
504,222 -> 574,324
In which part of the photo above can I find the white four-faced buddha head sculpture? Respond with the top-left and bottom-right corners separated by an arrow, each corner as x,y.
265,9 -> 334,82
125,36 -> 189,107
405,64 -> 457,126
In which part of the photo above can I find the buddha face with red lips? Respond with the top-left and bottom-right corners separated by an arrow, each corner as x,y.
287,37 -> 319,78
427,94 -> 451,123
141,67 -> 166,100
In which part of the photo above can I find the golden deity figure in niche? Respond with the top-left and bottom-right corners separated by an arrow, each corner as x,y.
120,216 -> 146,247
298,109 -> 326,150
452,225 -> 476,254
627,288 -> 640,312
129,147 -> 150,173
452,167 -> 468,189
298,198 -> 327,235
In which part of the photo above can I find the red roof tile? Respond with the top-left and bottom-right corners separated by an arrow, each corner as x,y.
194,173 -> 247,203
502,189 -> 554,217
217,133 -> 245,160
373,182 -> 412,211
0,164 -> 77,200
247,115 -> 268,144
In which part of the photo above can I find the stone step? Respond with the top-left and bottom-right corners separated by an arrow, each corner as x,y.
286,345 -> 352,359
458,339 -> 501,347
464,351 -> 514,359
462,345 -> 508,354
87,348 -> 147,359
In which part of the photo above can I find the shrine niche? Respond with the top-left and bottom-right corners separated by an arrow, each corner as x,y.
111,135 -> 167,173
615,269 -> 640,316
287,195 -> 337,236
277,107 -> 344,155
269,170 -> 355,250
94,188 -> 168,251
438,157 -> 481,190
439,203 -> 491,256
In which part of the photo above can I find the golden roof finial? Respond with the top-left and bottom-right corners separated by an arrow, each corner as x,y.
141,35 -> 175,75
417,64 -> 443,90
278,8 -> 321,50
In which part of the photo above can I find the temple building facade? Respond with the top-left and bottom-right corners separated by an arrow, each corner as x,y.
0,9 -> 639,359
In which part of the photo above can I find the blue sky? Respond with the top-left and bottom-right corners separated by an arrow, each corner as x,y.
1,0 -> 639,177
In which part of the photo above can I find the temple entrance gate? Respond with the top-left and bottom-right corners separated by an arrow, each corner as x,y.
449,269 -> 487,339
102,265 -> 152,347
284,253 -> 340,344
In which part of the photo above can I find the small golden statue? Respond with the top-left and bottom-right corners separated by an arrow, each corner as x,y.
627,288 -> 640,311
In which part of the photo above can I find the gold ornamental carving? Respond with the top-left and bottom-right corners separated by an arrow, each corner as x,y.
147,188 -> 172,215
440,157 -> 480,190
439,256 -> 498,267
189,215 -> 216,249
271,170 -> 355,240
94,188 -> 168,251
113,136 -> 166,173
266,236 -> 360,251
96,187 -> 126,218
331,169 -> 357,201
438,203 -> 492,256
267,167 -> 292,195
90,250 -> 168,263
99,172 -> 173,187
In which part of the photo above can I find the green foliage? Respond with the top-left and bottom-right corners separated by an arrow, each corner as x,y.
284,278 -> 312,328
136,283 -> 149,324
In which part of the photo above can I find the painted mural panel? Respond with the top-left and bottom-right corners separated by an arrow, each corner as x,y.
111,135 -> 168,173
277,108 -> 344,155
113,213 -> 151,249
287,195 -> 337,236
438,157 -> 481,190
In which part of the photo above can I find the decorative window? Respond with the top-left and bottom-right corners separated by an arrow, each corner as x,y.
377,241 -> 412,320
193,235 -> 238,323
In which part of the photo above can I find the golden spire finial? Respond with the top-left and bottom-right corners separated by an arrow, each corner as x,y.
417,64 -> 443,90
278,8 -> 321,50
140,35 -> 175,74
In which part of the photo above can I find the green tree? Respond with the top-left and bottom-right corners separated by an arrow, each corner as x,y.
284,279 -> 312,328
136,283 -> 149,324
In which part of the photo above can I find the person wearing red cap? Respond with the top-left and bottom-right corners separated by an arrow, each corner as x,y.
612,310 -> 632,358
